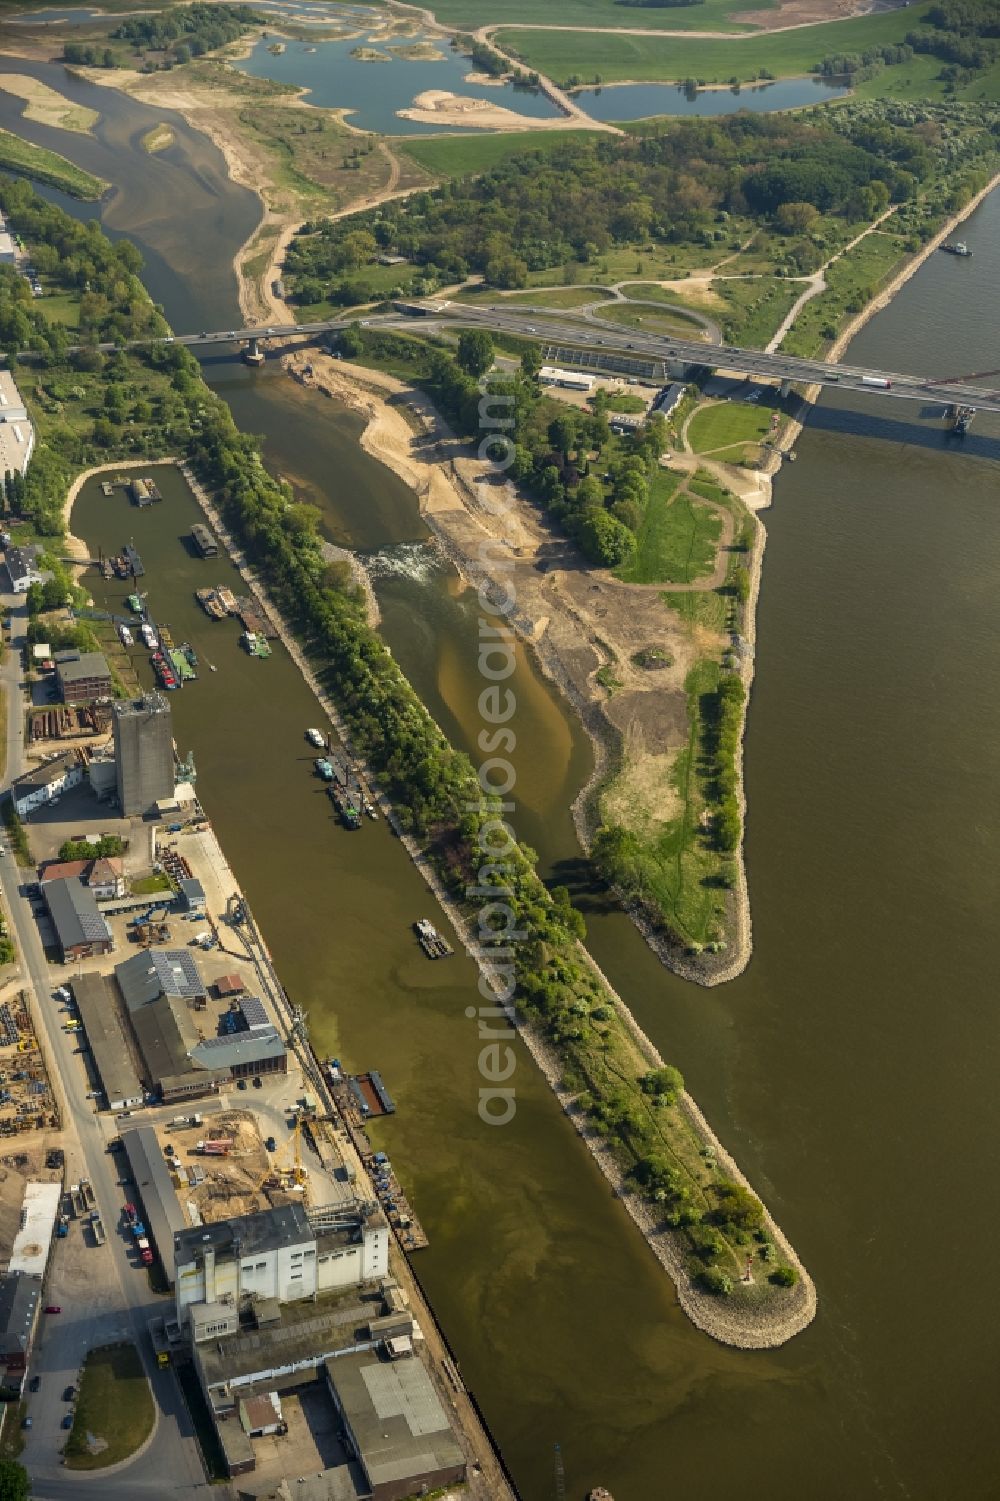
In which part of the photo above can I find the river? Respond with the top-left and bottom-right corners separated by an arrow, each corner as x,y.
6,57 -> 1000,1501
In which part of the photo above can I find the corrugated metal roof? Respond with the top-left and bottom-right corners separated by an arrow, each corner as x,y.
43,878 -> 111,953
120,1125 -> 188,1284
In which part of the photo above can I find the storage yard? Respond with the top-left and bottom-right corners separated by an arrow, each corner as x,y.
0,989 -> 57,1138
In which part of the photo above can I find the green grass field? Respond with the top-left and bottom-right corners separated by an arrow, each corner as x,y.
0,128 -> 106,200
419,0 -> 760,33
36,291 -> 80,328
499,4 -> 934,85
687,400 -> 773,455
780,228 -> 910,357
64,1344 -> 154,1471
398,128 -> 601,179
615,471 -> 721,585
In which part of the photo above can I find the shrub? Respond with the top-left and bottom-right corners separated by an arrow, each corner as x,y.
770,1264 -> 799,1288
697,1265 -> 733,1296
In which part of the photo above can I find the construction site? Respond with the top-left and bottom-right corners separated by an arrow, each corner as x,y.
0,990 -> 57,1140
155,1108 -> 324,1226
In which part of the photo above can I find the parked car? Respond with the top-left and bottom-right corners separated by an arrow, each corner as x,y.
21,1416 -> 31,1430
63,1385 -> 75,1402
61,1413 -> 73,1429
237,1078 -> 247,1091
252,1076 -> 262,1089
28,1375 -> 40,1392
44,1305 -> 61,1314
265,1137 -> 277,1153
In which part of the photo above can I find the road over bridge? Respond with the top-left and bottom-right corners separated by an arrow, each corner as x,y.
68,303 -> 1000,413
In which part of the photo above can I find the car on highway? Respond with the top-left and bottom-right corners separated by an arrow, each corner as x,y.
28,1375 -> 40,1392
163,336 -> 174,344
44,1305 -> 61,1314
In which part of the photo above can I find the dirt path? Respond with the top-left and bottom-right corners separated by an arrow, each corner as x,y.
766,204 -> 898,353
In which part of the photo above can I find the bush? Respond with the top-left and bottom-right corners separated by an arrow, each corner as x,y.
696,1265 -> 733,1296
769,1264 -> 799,1288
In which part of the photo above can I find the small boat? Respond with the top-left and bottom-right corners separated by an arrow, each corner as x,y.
195,588 -> 226,620
363,796 -> 378,821
242,631 -> 272,659
126,592 -> 144,614
140,621 -> 158,650
216,587 -> 238,614
159,624 -> 174,650
305,728 -> 325,748
117,623 -> 133,648
414,918 -> 453,959
314,757 -> 334,781
942,241 -> 972,257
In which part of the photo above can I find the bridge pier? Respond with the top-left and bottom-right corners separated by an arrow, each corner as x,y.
242,337 -> 265,368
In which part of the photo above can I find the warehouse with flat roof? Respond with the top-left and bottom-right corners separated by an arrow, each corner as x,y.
71,972 -> 143,1112
120,1125 -> 187,1286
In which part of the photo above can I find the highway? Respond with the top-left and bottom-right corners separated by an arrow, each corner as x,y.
65,302 -> 1000,413
0,595 -> 212,1499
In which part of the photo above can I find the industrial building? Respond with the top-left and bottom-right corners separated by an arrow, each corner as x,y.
42,877 -> 113,963
112,693 -> 174,817
4,542 -> 42,593
116,950 -> 286,1100
0,370 -> 34,478
326,1352 -> 466,1501
174,1201 -> 389,1320
0,1272 -> 40,1381
71,972 -> 144,1112
54,649 -> 112,705
178,877 -> 205,914
538,365 -> 595,392
120,1125 -> 189,1286
12,751 -> 85,817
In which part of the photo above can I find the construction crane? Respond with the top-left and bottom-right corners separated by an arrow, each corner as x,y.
246,1117 -> 308,1199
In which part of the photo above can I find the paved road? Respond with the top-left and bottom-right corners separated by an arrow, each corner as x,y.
0,594 -> 214,1499
57,304 -> 1000,411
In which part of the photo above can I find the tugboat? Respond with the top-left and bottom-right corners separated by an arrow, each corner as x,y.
941,240 -> 973,257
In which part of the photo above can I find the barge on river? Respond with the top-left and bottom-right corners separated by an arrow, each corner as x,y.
195,588 -> 226,620
414,919 -> 453,959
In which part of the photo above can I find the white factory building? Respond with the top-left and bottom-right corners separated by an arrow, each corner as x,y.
174,1201 -> 389,1322
0,369 -> 34,478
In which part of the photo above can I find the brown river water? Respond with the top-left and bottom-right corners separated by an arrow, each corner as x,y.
4,57 -> 1000,1501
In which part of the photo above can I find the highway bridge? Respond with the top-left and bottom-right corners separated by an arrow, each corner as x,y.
69,302 -> 1000,413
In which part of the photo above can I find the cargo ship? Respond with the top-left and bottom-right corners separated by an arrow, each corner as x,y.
180,642 -> 197,670
140,621 -> 158,650
122,543 -> 144,578
242,630 -> 271,659
941,241 -> 972,257
170,648 -> 196,682
195,588 -> 226,620
151,650 -> 179,690
216,586 -> 238,614
327,781 -> 362,830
